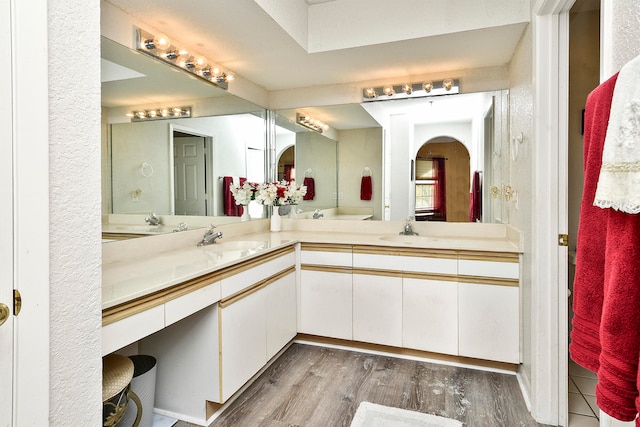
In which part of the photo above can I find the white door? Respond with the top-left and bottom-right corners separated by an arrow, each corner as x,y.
174,136 -> 207,215
0,0 -> 14,423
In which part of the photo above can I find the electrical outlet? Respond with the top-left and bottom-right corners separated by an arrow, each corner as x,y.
338,192 -> 344,199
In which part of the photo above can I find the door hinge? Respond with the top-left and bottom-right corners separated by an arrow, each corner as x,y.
558,234 -> 569,247
13,289 -> 22,316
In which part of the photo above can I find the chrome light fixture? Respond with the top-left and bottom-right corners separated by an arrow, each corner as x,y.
363,78 -> 459,102
296,113 -> 327,133
127,106 -> 192,122
136,28 -> 234,90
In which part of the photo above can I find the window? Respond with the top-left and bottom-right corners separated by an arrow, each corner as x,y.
415,158 -> 446,221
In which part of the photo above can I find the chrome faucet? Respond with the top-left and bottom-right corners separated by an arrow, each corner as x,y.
145,213 -> 160,226
173,222 -> 188,232
400,216 -> 419,235
313,209 -> 324,219
198,225 -> 223,246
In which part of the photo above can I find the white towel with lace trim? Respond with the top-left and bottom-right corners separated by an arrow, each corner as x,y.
594,54 -> 640,213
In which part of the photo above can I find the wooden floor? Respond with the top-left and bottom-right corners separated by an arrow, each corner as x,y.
175,343 -> 549,427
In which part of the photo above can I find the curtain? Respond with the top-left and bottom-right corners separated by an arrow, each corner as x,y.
433,158 -> 446,220
469,171 -> 482,222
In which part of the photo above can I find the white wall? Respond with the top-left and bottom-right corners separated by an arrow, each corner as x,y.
508,23 -> 534,402
48,0 -> 103,425
338,128 -> 384,219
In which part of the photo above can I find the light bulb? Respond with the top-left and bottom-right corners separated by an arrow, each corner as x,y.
443,78 -> 454,91
402,83 -> 412,95
212,66 -> 222,77
383,85 -> 395,96
194,56 -> 207,69
143,33 -> 171,50
364,88 -> 376,98
422,81 -> 433,93
225,72 -> 235,81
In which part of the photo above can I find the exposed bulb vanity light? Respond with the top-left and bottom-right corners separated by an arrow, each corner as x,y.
143,33 -> 171,50
362,78 -> 459,102
137,28 -> 234,90
127,106 -> 192,122
296,113 -> 327,133
364,87 -> 377,99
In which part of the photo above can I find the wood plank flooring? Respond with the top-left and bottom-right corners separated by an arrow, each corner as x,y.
175,343 -> 549,427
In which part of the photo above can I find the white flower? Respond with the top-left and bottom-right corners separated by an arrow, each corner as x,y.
253,181 -> 308,206
230,181 -> 257,206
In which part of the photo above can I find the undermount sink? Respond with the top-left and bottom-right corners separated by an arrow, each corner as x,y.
378,235 -> 439,244
203,240 -> 265,252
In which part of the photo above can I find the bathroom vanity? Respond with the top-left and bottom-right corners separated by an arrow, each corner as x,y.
102,219 -> 521,425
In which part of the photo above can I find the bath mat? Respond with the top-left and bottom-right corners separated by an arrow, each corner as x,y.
350,402 -> 462,427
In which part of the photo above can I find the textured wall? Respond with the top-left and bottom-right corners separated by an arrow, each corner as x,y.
48,0 -> 103,425
604,1 -> 640,76
508,24 -> 534,395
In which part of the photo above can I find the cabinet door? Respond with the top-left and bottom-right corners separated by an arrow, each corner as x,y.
220,288 -> 267,401
353,273 -> 402,347
265,272 -> 297,360
299,270 -> 352,340
403,278 -> 458,355
458,283 -> 519,363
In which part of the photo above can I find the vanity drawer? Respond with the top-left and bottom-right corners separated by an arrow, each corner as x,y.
353,253 -> 457,275
164,280 -> 221,327
300,249 -> 352,267
102,305 -> 164,356
458,258 -> 519,279
220,251 -> 295,299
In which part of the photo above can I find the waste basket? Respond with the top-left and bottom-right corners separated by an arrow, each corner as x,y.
120,355 -> 157,427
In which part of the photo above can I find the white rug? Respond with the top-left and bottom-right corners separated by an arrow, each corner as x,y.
351,402 -> 462,427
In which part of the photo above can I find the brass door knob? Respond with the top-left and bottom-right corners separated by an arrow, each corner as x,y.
0,303 -> 9,327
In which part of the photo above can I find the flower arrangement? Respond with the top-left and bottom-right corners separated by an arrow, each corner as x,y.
229,181 -> 257,206
230,180 -> 307,207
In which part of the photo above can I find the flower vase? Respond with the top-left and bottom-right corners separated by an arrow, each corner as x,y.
270,207 -> 281,232
240,206 -> 250,222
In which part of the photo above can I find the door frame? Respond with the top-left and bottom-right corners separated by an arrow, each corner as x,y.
532,0 -> 574,425
7,0 -> 51,424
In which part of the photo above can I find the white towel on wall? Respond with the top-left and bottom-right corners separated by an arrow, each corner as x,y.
594,54 -> 640,213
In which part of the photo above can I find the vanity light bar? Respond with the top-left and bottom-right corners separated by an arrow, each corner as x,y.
296,113 -> 327,133
362,79 -> 459,102
128,106 -> 192,122
136,28 -> 234,90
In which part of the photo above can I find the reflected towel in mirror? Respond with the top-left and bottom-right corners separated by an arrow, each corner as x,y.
303,177 -> 315,200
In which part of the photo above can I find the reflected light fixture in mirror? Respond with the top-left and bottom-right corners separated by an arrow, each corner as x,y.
126,106 -> 192,122
137,28 -> 235,90
363,78 -> 459,101
296,113 -> 327,133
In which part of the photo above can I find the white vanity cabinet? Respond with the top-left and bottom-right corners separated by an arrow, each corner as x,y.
138,247 -> 296,424
456,252 -> 520,364
402,276 -> 459,355
352,271 -> 403,346
299,244 -> 353,340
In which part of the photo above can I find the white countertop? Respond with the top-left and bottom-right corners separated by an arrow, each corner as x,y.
102,220 -> 521,311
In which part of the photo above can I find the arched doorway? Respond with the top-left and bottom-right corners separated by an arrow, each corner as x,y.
277,145 -> 295,181
415,138 -> 470,222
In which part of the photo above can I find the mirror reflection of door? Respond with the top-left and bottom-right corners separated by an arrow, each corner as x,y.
174,131 -> 207,216
278,145 -> 295,181
415,138 -> 470,222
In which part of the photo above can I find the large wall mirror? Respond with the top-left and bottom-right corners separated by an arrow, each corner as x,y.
274,90 -> 510,223
274,114 -> 338,213
101,36 -> 267,237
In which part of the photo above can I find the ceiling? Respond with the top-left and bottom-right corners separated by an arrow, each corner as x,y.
102,0 -> 528,92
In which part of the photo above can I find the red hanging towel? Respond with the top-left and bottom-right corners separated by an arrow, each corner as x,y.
570,74 -> 618,375
360,176 -> 372,200
303,177 -> 315,200
222,176 -> 246,216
